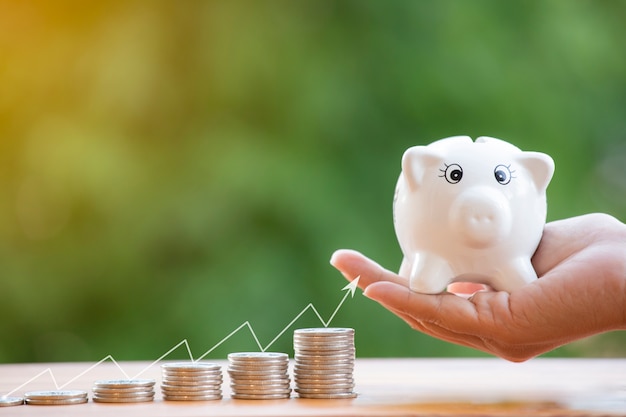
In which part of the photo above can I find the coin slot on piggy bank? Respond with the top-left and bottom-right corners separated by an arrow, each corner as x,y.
393,136 -> 555,294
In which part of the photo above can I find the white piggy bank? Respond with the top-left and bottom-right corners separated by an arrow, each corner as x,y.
393,136 -> 555,294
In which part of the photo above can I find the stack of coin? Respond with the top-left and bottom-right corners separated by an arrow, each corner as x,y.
293,327 -> 357,399
92,379 -> 155,403
227,352 -> 291,400
161,362 -> 223,401
24,390 -> 88,405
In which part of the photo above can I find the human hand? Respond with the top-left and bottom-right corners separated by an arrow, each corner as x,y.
330,213 -> 626,362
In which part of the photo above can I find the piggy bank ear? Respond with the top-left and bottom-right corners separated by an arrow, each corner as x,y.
516,152 -> 555,193
401,146 -> 444,191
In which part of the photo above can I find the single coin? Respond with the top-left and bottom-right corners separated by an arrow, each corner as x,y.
296,391 -> 358,399
163,394 -> 223,401
162,375 -> 223,382
93,379 -> 155,388
92,395 -> 154,403
162,362 -> 221,371
161,383 -> 222,391
162,389 -> 221,396
0,396 -> 24,407
228,352 -> 288,361
24,390 -> 88,400
231,392 -> 291,400
93,385 -> 155,393
92,390 -> 154,398
295,327 -> 354,334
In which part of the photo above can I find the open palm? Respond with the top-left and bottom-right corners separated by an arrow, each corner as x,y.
331,213 -> 626,362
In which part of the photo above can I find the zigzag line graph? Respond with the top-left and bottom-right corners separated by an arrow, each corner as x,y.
2,277 -> 360,398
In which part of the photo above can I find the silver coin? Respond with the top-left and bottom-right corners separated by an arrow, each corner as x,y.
163,394 -> 223,401
294,343 -> 354,351
231,382 -> 291,389
228,352 -> 288,361
230,376 -> 289,384
295,327 -> 354,334
297,391 -> 357,399
24,390 -> 88,400
162,388 -> 221,395
293,365 -> 354,375
295,376 -> 353,383
295,359 -> 354,366
231,392 -> 291,400
228,374 -> 288,381
163,367 -> 222,373
231,374 -> 289,381
228,361 -> 288,368
294,371 -> 354,378
0,397 -> 24,407
92,391 -> 154,398
161,382 -> 222,390
294,338 -> 353,345
294,343 -> 353,349
228,362 -> 288,369
227,369 -> 288,377
25,397 -> 88,406
294,380 -> 354,388
294,351 -> 355,359
232,389 -> 292,396
294,335 -> 353,342
163,374 -> 222,381
295,382 -> 355,390
93,386 -> 154,392
295,349 -> 354,356
162,388 -> 219,393
92,395 -> 154,403
93,388 -> 154,394
228,372 -> 288,380
162,362 -> 221,371
163,375 -> 223,382
161,391 -> 221,397
93,379 -> 155,388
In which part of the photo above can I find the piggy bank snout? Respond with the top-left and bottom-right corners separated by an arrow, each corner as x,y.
449,187 -> 512,249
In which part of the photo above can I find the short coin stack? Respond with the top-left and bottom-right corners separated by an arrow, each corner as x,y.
23,390 -> 88,405
293,327 -> 357,399
92,379 -> 155,403
227,352 -> 291,400
161,362 -> 223,401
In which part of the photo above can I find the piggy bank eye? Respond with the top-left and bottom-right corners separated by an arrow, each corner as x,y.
439,163 -> 463,184
494,164 -> 514,185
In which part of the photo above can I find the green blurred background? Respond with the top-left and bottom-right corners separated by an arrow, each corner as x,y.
1,0 -> 625,364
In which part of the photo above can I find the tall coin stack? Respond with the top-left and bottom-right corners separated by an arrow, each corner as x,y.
161,362 -> 223,401
227,352 -> 291,400
92,379 -> 155,403
293,327 -> 357,399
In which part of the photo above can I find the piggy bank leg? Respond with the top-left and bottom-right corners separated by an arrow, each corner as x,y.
492,257 -> 539,293
407,253 -> 453,294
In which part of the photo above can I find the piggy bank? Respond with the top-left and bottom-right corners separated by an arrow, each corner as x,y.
393,136 -> 555,294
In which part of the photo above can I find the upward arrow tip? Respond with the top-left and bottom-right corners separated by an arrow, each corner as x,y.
342,276 -> 360,297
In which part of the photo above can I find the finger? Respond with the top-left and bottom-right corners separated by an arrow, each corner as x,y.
330,249 -> 408,289
447,282 -> 489,297
364,281 -> 479,326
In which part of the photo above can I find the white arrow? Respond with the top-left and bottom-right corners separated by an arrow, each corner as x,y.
322,276 -> 360,327
196,276 -> 361,361
3,276 -> 361,396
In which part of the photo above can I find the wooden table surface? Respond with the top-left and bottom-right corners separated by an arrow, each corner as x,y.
1,358 -> 624,416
